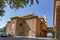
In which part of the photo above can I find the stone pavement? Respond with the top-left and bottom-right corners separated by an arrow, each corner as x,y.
0,37 -> 55,40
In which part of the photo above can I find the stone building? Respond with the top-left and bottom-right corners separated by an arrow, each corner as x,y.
6,14 -> 47,37
54,0 -> 60,39
47,27 -> 55,38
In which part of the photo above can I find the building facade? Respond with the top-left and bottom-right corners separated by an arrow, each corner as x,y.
47,27 -> 55,38
54,0 -> 60,39
6,14 -> 47,37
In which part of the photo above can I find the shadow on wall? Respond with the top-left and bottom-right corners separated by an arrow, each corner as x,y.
15,19 -> 31,36
23,20 -> 31,36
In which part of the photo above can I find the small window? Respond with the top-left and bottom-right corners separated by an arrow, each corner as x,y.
19,23 -> 22,26
12,23 -> 14,29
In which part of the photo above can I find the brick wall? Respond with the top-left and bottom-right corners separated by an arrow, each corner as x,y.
54,0 -> 60,39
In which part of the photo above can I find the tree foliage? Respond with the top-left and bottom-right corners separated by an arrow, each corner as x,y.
2,26 -> 7,33
0,26 -> 6,32
0,0 -> 5,16
0,0 -> 39,16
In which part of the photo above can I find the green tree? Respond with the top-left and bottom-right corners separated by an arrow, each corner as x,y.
0,26 -> 6,32
2,26 -> 7,33
0,0 -> 39,16
0,28 -> 3,32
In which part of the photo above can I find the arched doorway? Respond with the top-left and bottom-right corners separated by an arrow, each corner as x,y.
47,32 -> 53,38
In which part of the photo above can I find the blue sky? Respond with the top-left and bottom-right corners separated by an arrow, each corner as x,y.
0,0 -> 54,28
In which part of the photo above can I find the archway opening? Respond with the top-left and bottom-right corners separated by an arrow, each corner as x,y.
47,32 -> 53,38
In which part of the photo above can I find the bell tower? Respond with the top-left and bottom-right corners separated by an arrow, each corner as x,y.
44,13 -> 47,24
54,0 -> 60,39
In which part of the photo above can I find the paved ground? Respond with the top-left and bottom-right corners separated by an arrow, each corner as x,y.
0,37 -> 55,40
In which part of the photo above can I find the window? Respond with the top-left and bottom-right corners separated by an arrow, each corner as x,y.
12,23 -> 14,29
19,23 -> 22,26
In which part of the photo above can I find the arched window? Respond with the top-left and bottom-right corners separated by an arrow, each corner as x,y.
47,32 -> 53,38
19,23 -> 23,26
